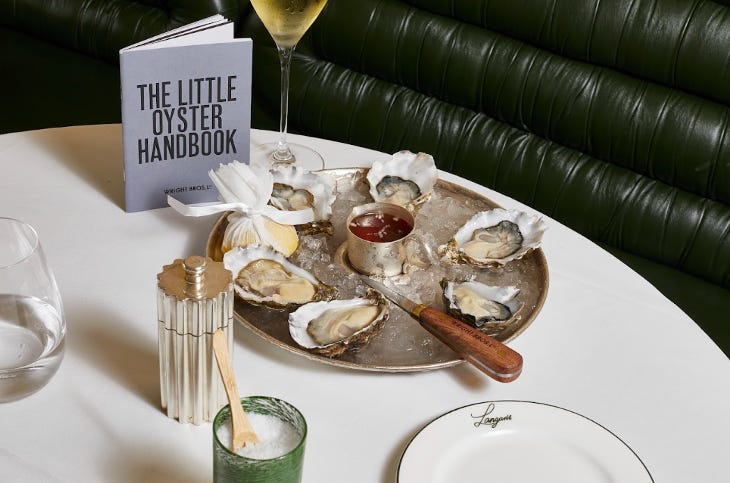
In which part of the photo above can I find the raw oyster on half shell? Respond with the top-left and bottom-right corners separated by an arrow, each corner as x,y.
441,280 -> 521,333
270,165 -> 336,235
224,246 -> 337,310
440,209 -> 546,266
288,290 -> 389,357
366,151 -> 438,208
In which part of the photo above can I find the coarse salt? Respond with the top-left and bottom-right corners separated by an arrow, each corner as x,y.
217,412 -> 300,460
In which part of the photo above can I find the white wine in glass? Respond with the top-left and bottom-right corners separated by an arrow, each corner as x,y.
250,0 -> 329,170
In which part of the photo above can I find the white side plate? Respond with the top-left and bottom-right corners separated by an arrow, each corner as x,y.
398,400 -> 652,483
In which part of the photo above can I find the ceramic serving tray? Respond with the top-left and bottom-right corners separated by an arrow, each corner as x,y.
206,168 -> 549,372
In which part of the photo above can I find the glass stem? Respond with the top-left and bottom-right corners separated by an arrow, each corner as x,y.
273,45 -> 294,163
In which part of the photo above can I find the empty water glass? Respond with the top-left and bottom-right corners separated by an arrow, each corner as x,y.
0,218 -> 66,402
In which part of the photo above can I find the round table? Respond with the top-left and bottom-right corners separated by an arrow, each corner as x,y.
1,124 -> 728,482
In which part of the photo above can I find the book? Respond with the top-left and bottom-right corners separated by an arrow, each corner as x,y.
120,15 -> 252,212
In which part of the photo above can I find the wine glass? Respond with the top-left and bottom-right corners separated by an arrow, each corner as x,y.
250,0 -> 329,171
0,218 -> 65,402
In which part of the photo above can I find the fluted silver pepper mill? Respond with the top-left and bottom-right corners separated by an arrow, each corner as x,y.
157,255 -> 233,425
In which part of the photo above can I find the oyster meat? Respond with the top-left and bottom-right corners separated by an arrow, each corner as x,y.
440,208 -> 547,266
461,220 -> 523,260
270,165 -> 336,234
366,151 -> 438,208
224,246 -> 337,309
442,280 -> 521,332
289,290 -> 389,357
307,304 -> 380,345
373,176 -> 421,207
271,184 -> 315,211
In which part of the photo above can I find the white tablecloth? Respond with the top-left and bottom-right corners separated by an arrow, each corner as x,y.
1,124 -> 728,482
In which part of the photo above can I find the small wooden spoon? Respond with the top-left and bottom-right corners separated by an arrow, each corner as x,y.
212,329 -> 259,450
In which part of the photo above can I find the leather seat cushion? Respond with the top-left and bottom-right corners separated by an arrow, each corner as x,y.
1,27 -> 121,133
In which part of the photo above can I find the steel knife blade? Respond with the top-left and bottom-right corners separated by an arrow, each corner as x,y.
361,276 -> 523,382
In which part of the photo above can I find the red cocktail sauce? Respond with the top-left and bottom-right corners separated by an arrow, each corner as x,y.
348,211 -> 413,243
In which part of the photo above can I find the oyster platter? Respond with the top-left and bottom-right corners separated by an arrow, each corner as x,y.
198,152 -> 548,372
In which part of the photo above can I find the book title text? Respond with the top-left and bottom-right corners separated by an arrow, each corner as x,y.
134,75 -> 240,164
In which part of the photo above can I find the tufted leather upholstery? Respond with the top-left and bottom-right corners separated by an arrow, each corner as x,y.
2,0 -> 729,354
240,0 -> 730,353
0,0 -> 248,132
1,0 -> 242,62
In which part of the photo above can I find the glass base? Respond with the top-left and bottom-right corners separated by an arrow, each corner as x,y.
251,142 -> 325,171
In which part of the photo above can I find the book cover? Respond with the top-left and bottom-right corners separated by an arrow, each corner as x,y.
120,16 -> 252,212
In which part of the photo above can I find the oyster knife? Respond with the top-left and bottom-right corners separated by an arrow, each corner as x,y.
361,276 -> 523,382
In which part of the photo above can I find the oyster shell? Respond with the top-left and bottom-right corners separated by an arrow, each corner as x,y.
366,151 -> 438,208
288,290 -> 389,357
441,280 -> 521,333
270,165 -> 336,235
224,246 -> 337,310
440,209 -> 546,266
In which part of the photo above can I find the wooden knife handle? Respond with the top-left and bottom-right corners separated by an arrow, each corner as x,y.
417,306 -> 523,382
